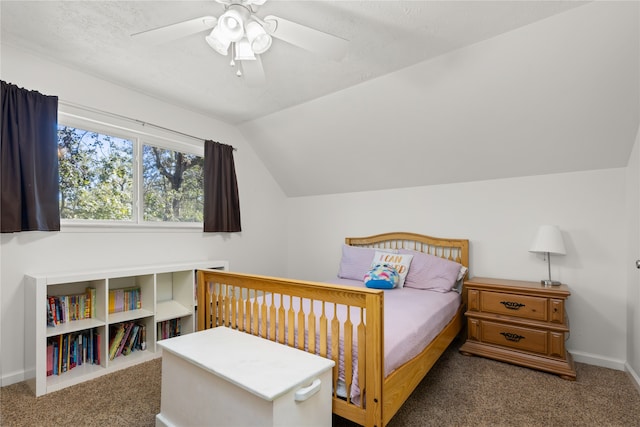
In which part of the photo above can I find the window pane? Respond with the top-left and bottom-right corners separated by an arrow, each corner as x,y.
58,125 -> 134,220
142,145 -> 204,222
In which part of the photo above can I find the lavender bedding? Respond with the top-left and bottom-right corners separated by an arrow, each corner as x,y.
248,278 -> 461,403
329,278 -> 461,377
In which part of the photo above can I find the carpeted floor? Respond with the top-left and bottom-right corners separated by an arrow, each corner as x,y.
2,339 -> 640,426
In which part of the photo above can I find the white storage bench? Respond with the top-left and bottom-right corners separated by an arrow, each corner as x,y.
155,326 -> 335,427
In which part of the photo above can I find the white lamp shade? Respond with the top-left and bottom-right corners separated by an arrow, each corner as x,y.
218,9 -> 245,42
234,37 -> 256,61
529,225 -> 566,255
205,26 -> 231,55
246,21 -> 272,54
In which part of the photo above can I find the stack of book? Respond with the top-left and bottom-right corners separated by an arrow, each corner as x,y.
157,318 -> 181,340
47,287 -> 96,327
108,287 -> 142,314
46,328 -> 101,376
108,322 -> 147,360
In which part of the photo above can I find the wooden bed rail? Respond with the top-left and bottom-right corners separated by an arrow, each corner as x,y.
196,269 -> 385,427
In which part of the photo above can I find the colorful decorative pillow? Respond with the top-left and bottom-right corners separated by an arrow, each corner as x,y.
399,249 -> 464,292
364,264 -> 400,289
337,244 -> 397,281
370,251 -> 413,288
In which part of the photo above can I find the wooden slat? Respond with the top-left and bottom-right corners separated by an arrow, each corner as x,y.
268,293 -> 276,340
319,301 -> 328,358
230,286 -> 237,329
277,294 -> 285,343
344,308 -> 353,402
260,293 -> 268,337
308,302 -> 316,355
287,295 -> 295,346
238,288 -> 246,332
331,303 -> 340,395
252,294 -> 259,335
358,308 -> 366,401
297,298 -> 305,350
244,293 -> 251,332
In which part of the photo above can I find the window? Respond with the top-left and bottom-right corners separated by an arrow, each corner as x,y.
142,145 -> 203,222
57,119 -> 204,226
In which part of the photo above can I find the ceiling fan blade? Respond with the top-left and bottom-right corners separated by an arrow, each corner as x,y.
263,15 -> 348,61
240,56 -> 266,87
131,16 -> 218,44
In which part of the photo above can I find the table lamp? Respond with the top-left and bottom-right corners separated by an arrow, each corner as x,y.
529,225 -> 566,286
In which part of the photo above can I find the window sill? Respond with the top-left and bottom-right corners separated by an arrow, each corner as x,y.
61,220 -> 203,233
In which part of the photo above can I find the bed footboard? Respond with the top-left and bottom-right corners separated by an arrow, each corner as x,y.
197,269 -> 384,427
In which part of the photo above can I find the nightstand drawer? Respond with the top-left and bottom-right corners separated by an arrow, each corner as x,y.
460,277 -> 575,380
480,291 -> 547,321
480,320 -> 547,355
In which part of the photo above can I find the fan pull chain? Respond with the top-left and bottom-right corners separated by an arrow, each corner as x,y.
229,43 -> 242,77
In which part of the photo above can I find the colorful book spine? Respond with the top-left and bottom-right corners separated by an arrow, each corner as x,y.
123,324 -> 140,356
46,343 -> 53,376
108,287 -> 141,314
47,328 -> 101,376
139,323 -> 146,351
108,323 -> 126,360
115,322 -> 134,359
46,288 -> 95,327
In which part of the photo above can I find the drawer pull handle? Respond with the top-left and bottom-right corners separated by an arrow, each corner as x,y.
500,332 -> 525,343
500,301 -> 525,310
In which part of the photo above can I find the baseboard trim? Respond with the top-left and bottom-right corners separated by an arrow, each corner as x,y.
625,362 -> 640,394
570,350 -> 626,371
1,370 -> 26,387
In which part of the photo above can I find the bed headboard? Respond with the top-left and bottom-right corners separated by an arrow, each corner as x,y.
345,231 -> 469,271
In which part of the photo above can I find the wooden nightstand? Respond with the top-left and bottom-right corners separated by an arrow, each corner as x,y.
459,277 -> 576,380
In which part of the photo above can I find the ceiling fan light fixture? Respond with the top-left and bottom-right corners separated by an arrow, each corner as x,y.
205,26 -> 231,55
218,8 -> 245,42
246,21 -> 272,54
234,37 -> 256,61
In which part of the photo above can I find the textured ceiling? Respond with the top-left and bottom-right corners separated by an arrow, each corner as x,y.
2,1 -> 586,124
2,1 -> 638,197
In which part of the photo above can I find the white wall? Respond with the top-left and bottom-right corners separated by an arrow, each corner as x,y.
627,127 -> 640,383
286,169 -> 628,368
0,44 -> 288,385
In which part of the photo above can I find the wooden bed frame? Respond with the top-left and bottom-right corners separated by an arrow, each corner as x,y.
196,232 -> 469,427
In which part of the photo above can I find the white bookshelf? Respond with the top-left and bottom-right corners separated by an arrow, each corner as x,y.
24,260 -> 228,396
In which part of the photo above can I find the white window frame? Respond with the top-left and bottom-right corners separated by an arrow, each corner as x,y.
58,107 -> 204,232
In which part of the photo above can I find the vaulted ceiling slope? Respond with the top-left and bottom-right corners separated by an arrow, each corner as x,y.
2,1 -> 638,197
239,1 -> 639,196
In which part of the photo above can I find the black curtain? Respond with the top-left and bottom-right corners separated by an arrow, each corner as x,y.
204,140 -> 241,232
1,81 -> 60,233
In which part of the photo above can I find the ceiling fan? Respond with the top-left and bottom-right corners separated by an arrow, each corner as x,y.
131,0 -> 349,86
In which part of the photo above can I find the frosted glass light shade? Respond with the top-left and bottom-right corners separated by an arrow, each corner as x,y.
234,38 -> 256,61
529,225 -> 566,255
246,21 -> 272,54
218,9 -> 245,42
206,26 -> 231,55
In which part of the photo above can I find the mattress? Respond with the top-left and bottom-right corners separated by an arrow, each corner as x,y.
329,278 -> 461,377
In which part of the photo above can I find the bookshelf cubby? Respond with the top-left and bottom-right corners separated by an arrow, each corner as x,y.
25,260 -> 228,397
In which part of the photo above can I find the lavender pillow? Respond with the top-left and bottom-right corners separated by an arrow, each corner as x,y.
399,249 -> 464,292
337,245 -> 376,280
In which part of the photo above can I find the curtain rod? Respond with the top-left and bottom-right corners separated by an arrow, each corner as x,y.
58,100 -> 237,151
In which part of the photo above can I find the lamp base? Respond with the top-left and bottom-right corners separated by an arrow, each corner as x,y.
541,279 -> 562,286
